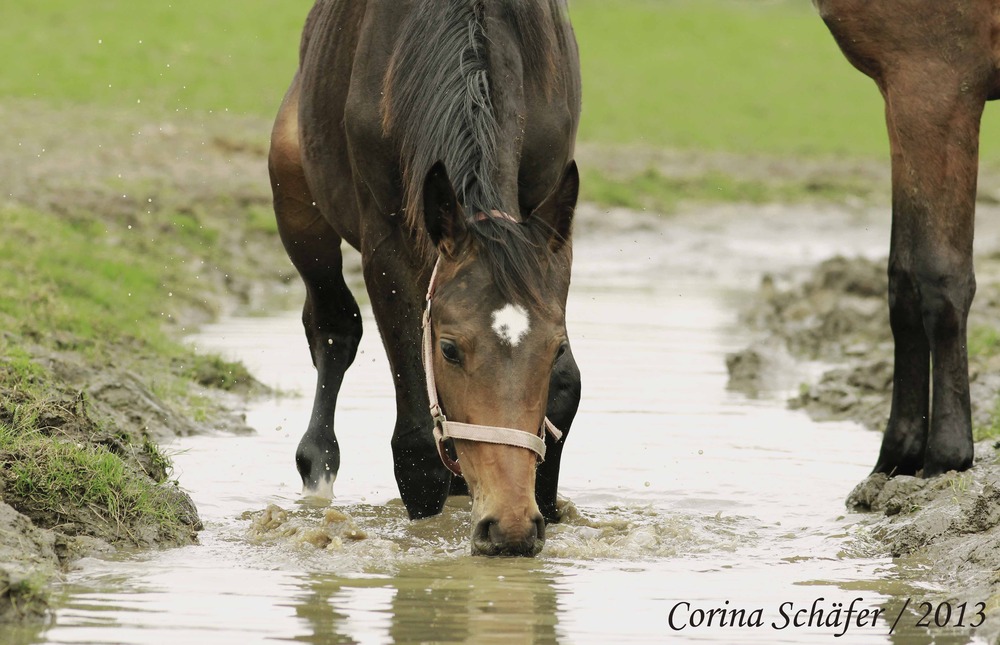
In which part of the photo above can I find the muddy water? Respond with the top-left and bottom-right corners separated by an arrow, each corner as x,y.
27,206 -> 988,643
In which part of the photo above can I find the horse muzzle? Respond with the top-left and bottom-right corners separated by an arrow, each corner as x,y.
471,514 -> 545,557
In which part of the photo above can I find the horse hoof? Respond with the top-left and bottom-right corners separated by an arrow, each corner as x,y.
296,441 -> 339,499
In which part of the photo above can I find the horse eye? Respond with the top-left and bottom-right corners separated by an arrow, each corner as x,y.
440,340 -> 461,364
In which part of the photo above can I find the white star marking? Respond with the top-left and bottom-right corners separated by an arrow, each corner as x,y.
491,303 -> 531,347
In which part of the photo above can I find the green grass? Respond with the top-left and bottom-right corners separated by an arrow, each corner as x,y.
572,0 -> 881,156
7,0 -> 1000,162
0,348 -> 192,544
968,325 -> 1000,360
0,204 -> 254,418
0,1 -> 307,118
0,206 -> 182,358
0,414 -> 186,544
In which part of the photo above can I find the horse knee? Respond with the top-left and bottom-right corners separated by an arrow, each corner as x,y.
303,301 -> 362,353
889,258 -> 974,339
915,262 -> 975,345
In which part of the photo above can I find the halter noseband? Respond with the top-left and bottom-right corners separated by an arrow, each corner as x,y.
421,211 -> 563,478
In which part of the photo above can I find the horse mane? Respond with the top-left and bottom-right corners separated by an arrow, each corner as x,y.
381,0 -> 570,306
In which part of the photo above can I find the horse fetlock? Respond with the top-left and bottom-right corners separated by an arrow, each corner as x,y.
391,430 -> 451,519
924,422 -> 974,477
873,415 -> 928,477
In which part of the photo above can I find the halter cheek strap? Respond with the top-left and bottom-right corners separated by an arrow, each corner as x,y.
421,230 -> 563,478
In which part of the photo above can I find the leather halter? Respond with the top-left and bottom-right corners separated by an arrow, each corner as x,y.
421,211 -> 563,477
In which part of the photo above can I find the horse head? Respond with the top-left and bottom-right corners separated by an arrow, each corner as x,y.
421,160 -> 578,556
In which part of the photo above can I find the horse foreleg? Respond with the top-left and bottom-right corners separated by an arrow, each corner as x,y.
270,76 -> 363,497
874,257 -> 930,476
875,71 -> 982,477
535,341 -> 581,523
361,232 -> 452,519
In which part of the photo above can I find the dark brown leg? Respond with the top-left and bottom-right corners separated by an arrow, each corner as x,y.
360,231 -> 452,519
270,77 -> 363,496
535,342 -> 580,522
816,0 -> 990,477
874,71 -> 981,476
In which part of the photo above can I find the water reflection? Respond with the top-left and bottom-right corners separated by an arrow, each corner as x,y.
286,559 -> 561,644
0,621 -> 48,645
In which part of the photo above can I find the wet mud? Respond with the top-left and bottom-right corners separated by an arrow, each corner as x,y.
728,253 -> 1000,634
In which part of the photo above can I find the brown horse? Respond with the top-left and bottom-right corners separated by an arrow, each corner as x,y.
268,0 -> 582,555
815,0 -> 1000,477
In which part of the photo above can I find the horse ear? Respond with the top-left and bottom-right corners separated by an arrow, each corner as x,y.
423,161 -> 468,259
530,160 -> 578,253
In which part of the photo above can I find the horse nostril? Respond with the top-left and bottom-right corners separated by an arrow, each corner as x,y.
473,515 -> 545,556
532,515 -> 545,542
474,517 -> 498,545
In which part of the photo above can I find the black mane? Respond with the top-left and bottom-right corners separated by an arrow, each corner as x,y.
467,216 -> 554,308
381,0 -> 570,305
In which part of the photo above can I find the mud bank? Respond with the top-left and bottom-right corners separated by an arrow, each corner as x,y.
0,359 -> 205,621
728,253 -> 1000,636
0,101 -> 291,622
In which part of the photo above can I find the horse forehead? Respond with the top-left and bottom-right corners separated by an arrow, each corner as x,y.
490,302 -> 531,347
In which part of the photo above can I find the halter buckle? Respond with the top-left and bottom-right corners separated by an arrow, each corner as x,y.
429,403 -> 447,429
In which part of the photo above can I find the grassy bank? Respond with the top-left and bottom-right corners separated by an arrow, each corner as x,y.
0,98 -> 283,619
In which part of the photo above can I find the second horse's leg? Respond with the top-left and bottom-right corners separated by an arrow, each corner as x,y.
875,70 -> 982,477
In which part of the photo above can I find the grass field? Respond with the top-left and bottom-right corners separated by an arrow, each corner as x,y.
11,0 -> 1000,161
